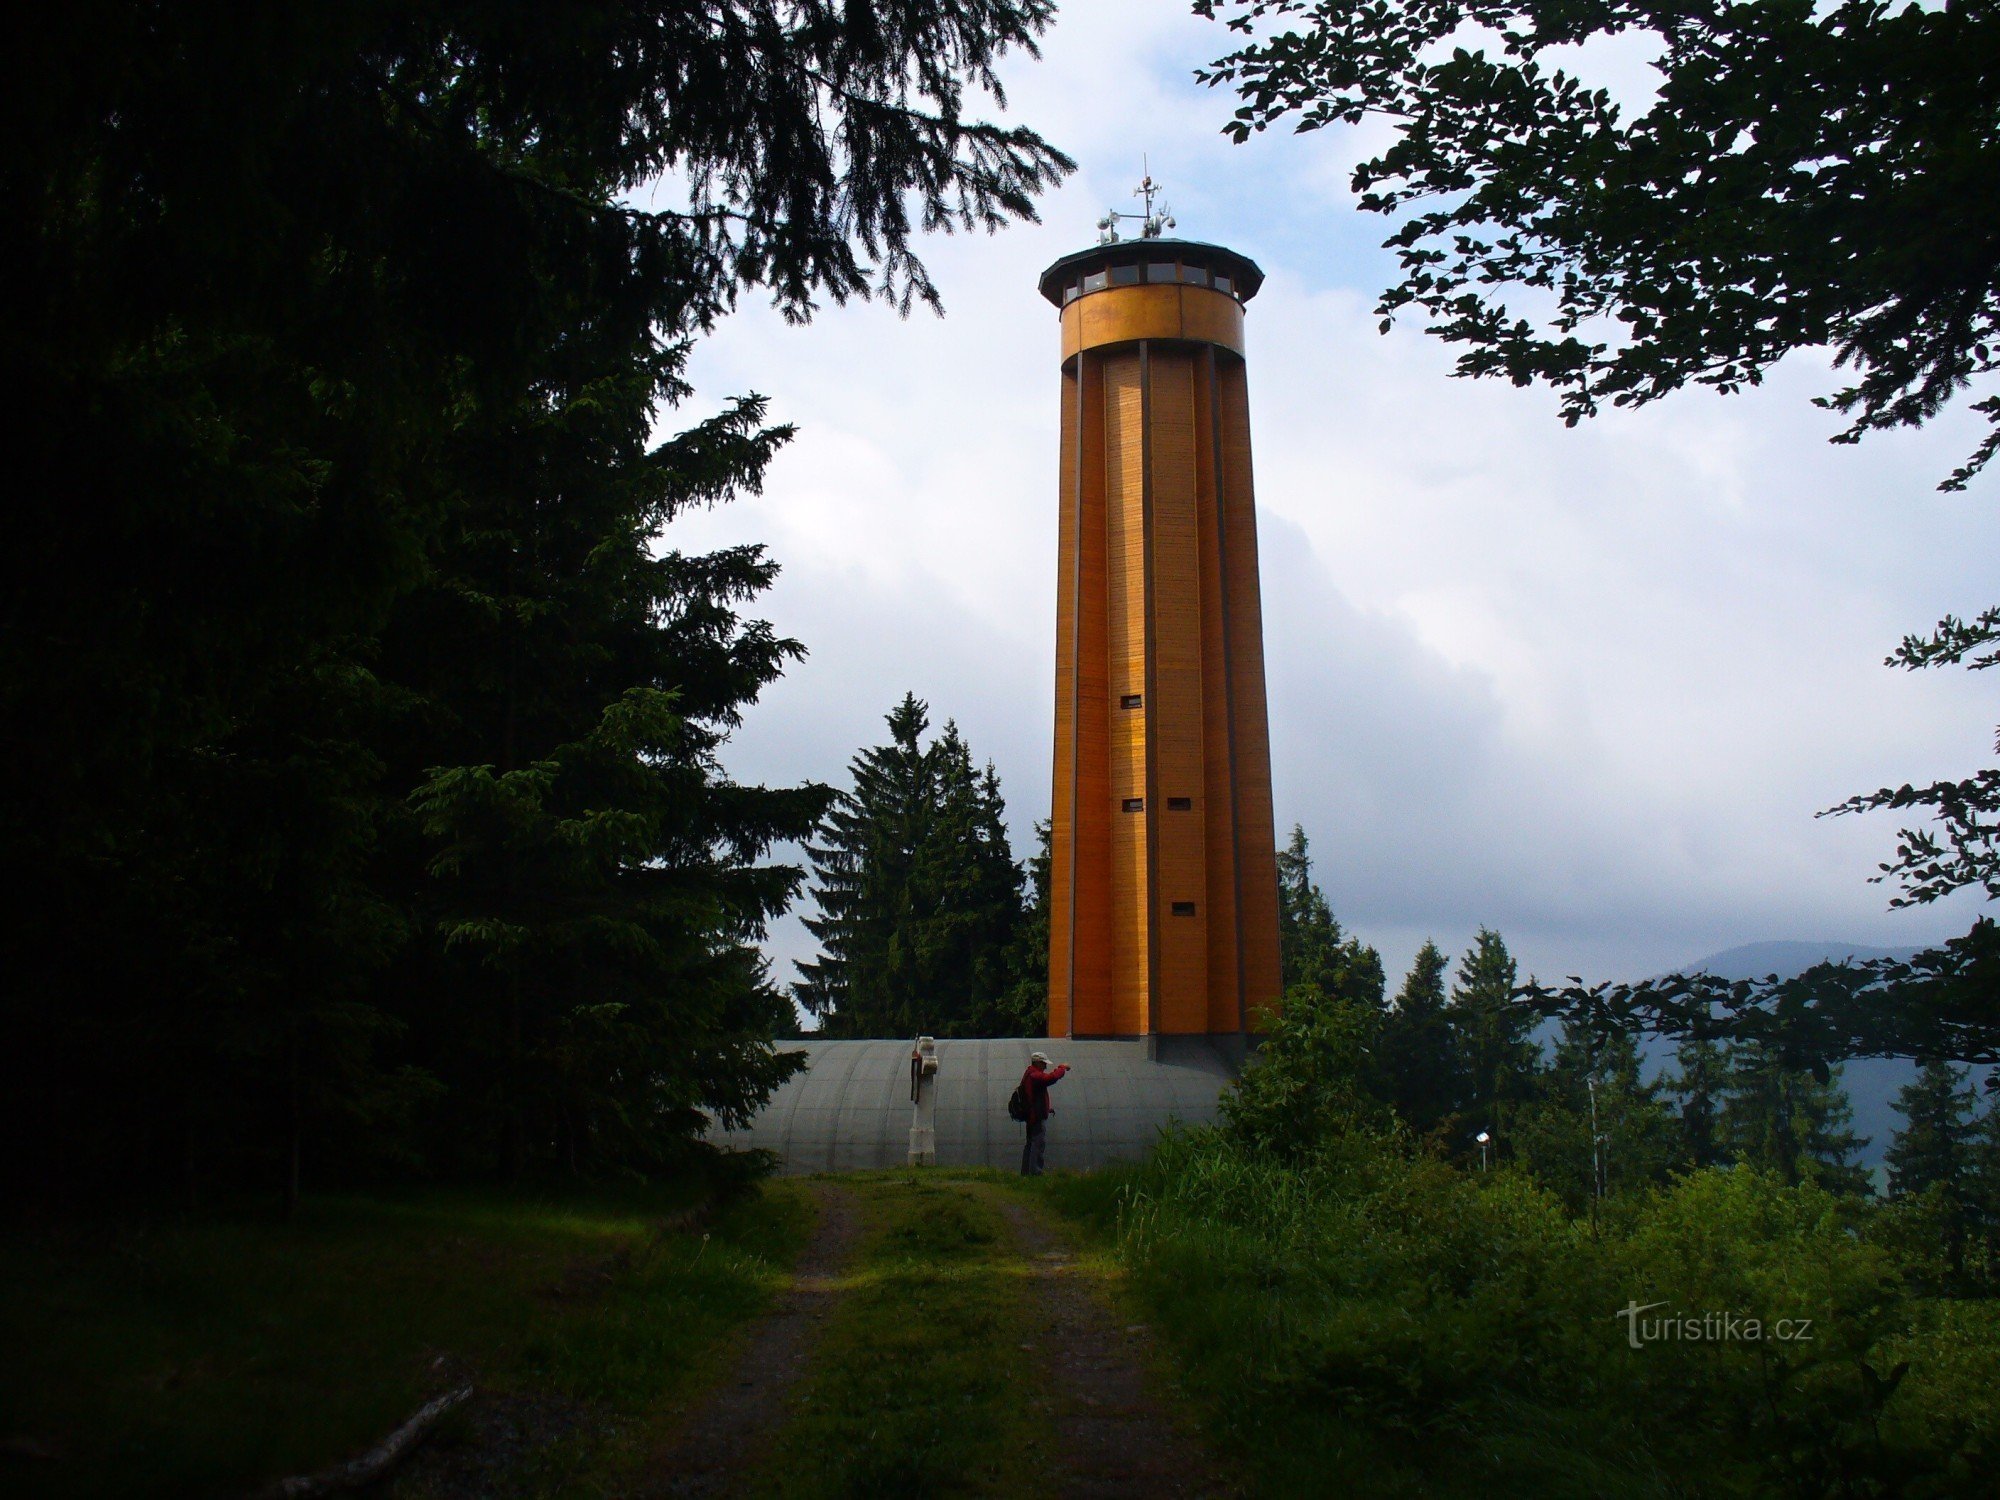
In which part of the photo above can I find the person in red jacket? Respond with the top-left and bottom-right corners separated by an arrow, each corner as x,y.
1019,1051 -> 1071,1176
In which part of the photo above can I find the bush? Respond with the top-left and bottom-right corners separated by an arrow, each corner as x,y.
1606,1169 -> 1908,1494
1085,1126 -> 2000,1498
1223,985 -> 1393,1160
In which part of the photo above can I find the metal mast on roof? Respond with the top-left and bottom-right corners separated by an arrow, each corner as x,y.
1097,158 -> 1175,243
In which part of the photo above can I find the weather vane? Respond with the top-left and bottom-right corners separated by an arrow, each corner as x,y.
1097,157 -> 1175,244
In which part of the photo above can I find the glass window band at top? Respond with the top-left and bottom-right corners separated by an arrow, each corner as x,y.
1061,259 -> 1243,304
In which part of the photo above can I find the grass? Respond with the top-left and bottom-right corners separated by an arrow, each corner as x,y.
0,1175 -> 813,1499
749,1171 -> 1044,1500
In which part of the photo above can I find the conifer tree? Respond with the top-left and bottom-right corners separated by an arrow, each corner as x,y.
796,695 -> 933,1035
1720,1041 -> 1871,1196
1447,927 -> 1538,1147
1663,1036 -> 1731,1171
1276,825 -> 1386,1010
1970,1101 -> 2000,1285
1378,940 -> 1461,1136
990,820 -> 1053,1037
796,697 -> 1026,1037
1885,1061 -> 1980,1279
924,731 -> 1029,1035
1887,1061 -> 1979,1201
1515,1016 -> 1677,1213
6,0 -> 1068,1194
396,380 -> 827,1178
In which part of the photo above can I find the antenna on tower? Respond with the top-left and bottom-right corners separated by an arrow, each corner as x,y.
1096,157 -> 1176,244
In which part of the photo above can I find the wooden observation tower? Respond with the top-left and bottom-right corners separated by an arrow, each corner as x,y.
1039,181 -> 1283,1040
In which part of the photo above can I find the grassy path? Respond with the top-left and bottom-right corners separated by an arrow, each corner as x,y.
743,1173 -> 1041,1498
659,1171 -> 1233,1500
981,1189 -> 1235,1500
645,1184 -> 862,1497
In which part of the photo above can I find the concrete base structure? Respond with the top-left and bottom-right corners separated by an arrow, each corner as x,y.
708,1037 -> 1236,1174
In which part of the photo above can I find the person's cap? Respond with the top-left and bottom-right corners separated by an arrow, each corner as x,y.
1029,1050 -> 1050,1066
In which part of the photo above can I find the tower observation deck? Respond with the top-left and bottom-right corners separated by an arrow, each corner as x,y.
1040,232 -> 1283,1040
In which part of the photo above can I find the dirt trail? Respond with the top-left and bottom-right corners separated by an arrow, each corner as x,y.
988,1194 -> 1238,1500
646,1182 -> 860,1498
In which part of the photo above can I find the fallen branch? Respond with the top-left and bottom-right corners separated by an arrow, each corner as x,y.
252,1384 -> 473,1499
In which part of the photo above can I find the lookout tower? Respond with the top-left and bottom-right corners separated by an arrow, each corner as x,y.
1038,197 -> 1283,1040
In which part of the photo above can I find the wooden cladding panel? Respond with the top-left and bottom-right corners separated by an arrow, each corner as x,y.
1052,356 -> 1115,1037
1216,356 -> 1283,1025
1146,348 -> 1211,1035
1073,356 -> 1112,1036
1047,362 -> 1079,1039
1194,352 -> 1245,1034
1061,284 -> 1246,359
1179,289 -> 1247,354
1102,351 -> 1150,1039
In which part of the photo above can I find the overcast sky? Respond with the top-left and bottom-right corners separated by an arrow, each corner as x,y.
660,1 -> 1997,1001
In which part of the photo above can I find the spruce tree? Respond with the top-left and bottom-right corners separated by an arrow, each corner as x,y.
7,1 -> 1068,1194
1970,1101 -> 2000,1286
1887,1061 -> 1978,1201
1276,825 -> 1386,1010
1446,927 -> 1538,1148
1378,940 -> 1461,1136
398,380 -> 827,1178
1886,1061 -> 1980,1279
1663,1036 -> 1731,1170
991,820 -> 1054,1036
1720,1042 -> 1871,1195
797,697 -> 1026,1038
1514,1017 -> 1677,1213
924,732 -> 1029,1035
797,695 -> 933,1035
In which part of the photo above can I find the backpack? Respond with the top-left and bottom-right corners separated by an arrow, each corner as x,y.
1006,1082 -> 1030,1123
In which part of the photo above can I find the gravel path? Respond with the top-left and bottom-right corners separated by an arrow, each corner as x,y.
643,1182 -> 861,1499
988,1193 -> 1238,1500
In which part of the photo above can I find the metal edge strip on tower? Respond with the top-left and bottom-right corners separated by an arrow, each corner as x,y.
1063,352 -> 1084,1039
1140,339 -> 1160,1039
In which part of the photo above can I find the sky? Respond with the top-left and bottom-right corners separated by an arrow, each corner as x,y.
659,1 -> 1997,1002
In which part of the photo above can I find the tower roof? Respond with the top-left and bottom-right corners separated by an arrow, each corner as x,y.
1037,237 -> 1265,308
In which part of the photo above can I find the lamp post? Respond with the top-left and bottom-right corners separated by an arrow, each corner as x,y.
1585,1051 -> 1611,1237
1475,1129 -> 1491,1173
1587,1074 -> 1608,1205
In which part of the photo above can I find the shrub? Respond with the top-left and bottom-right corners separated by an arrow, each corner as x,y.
1224,985 -> 1393,1159
1089,1128 -> 2000,1497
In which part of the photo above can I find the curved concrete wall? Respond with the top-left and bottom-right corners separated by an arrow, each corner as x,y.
709,1037 -> 1239,1174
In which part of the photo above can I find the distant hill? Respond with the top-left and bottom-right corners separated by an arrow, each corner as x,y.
1671,940 -> 1924,983
1640,940 -> 1960,1179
